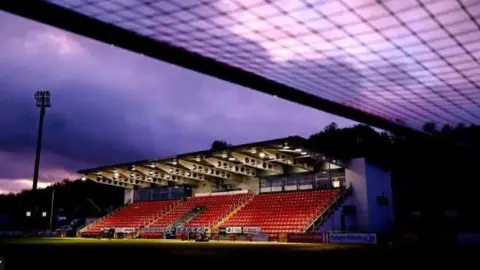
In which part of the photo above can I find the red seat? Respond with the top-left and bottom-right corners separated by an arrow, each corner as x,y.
82,200 -> 178,236
149,193 -> 251,229
221,189 -> 339,233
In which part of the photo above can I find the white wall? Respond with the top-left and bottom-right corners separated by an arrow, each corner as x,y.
344,158 -> 393,232
229,177 -> 260,194
318,196 -> 355,232
124,188 -> 134,204
345,158 -> 370,231
192,182 -> 215,195
366,162 -> 394,232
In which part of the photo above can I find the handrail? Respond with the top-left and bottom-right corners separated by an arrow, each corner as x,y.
213,193 -> 255,229
142,201 -> 179,230
78,201 -> 131,233
303,183 -> 353,232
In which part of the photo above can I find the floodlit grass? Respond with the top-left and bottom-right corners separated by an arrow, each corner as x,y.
0,237 -> 476,269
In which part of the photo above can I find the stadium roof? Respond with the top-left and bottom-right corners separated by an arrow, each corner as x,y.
77,136 -> 344,188
2,1 -> 480,134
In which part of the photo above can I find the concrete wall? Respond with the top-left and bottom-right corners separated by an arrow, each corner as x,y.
230,177 -> 260,194
366,162 -> 394,232
124,188 -> 134,204
319,196 -> 355,232
345,158 -> 370,231
192,182 -> 215,195
344,158 -> 393,232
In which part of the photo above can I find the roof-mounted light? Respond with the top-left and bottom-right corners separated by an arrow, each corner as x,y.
228,157 -> 235,161
294,148 -> 302,152
81,176 -> 87,181
259,152 -> 266,158
301,151 -> 308,155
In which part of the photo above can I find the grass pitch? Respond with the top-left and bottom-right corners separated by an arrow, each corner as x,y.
0,238 -> 476,269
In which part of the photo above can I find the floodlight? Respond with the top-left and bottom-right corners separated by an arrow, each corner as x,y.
32,91 -> 52,191
332,180 -> 341,188
294,148 -> 302,152
42,212 -> 47,217
34,90 -> 51,108
301,152 -> 308,155
80,176 -> 87,181
228,157 -> 235,161
259,152 -> 266,158
26,211 -> 31,217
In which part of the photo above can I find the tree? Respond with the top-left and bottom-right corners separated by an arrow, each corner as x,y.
210,140 -> 231,151
423,122 -> 437,133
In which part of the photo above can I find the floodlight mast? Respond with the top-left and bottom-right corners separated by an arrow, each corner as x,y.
32,91 -> 51,192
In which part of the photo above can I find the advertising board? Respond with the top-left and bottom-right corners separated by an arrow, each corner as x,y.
219,227 -> 227,235
329,233 -> 377,244
226,227 -> 242,234
242,227 -> 261,234
116,227 -> 136,233
458,234 -> 480,244
252,233 -> 270,242
287,233 -> 326,243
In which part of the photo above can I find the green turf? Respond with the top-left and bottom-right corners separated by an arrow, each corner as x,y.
0,237 -> 476,269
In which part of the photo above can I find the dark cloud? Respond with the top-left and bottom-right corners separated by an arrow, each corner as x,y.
0,11 -> 356,192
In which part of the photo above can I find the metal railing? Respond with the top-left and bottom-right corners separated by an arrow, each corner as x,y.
77,201 -> 132,235
304,183 -> 353,232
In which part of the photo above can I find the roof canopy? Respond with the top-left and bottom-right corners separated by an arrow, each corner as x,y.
78,136 -> 343,188
2,0 -> 479,133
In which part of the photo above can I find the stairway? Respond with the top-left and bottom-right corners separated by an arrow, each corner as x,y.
304,183 -> 353,232
167,206 -> 206,231
214,193 -> 254,230
77,202 -> 129,236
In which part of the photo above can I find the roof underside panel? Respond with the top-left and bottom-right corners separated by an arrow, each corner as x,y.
7,0 -> 480,131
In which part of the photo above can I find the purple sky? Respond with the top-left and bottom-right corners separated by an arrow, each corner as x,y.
0,11 -> 356,194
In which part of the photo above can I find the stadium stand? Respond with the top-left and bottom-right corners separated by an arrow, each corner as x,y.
78,137 -> 394,237
81,200 -> 178,236
220,189 -> 340,233
148,193 -> 251,229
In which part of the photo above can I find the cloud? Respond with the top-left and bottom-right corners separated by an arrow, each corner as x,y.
0,178 -> 54,195
0,11 -> 356,192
